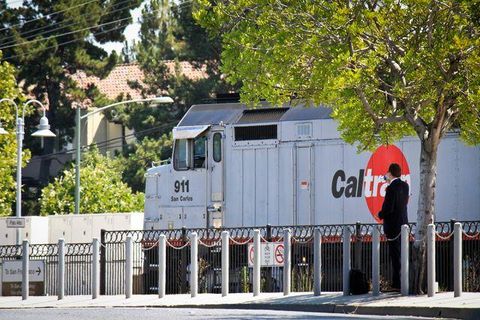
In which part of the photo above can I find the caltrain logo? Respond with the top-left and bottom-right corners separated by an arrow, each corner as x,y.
331,145 -> 410,222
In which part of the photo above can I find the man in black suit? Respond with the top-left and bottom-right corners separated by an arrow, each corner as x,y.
378,163 -> 409,290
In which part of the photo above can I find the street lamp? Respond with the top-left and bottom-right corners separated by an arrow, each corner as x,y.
0,98 -> 56,245
74,96 -> 174,215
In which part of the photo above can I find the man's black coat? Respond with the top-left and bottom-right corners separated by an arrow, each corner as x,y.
378,178 -> 409,238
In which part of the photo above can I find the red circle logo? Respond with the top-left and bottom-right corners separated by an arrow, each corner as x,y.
364,145 -> 410,222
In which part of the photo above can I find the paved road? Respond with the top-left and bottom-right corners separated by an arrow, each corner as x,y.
0,308 -> 449,320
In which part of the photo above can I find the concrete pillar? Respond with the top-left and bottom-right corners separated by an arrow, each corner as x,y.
221,231 -> 229,297
92,238 -> 100,299
343,226 -> 351,296
401,224 -> 409,296
57,238 -> 65,300
372,226 -> 380,296
158,234 -> 166,298
283,228 -> 291,296
454,222 -> 462,297
22,240 -> 29,300
427,224 -> 436,297
190,232 -> 198,298
253,229 -> 261,296
313,228 -> 322,296
125,236 -> 133,299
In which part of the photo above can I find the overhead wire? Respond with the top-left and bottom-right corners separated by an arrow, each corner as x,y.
0,0 -> 140,48
0,0 -> 195,60
0,0 -> 99,33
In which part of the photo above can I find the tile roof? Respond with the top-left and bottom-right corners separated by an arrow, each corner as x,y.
71,61 -> 208,102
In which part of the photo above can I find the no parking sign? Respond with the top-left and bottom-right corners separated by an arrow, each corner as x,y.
247,242 -> 284,267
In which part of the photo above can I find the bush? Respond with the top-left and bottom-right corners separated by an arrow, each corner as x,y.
40,147 -> 144,215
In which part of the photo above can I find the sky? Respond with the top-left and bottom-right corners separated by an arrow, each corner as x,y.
5,0 -> 144,54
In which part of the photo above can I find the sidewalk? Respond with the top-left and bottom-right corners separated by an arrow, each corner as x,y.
0,292 -> 478,319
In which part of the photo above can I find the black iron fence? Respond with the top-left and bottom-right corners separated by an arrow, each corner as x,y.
0,220 -> 478,296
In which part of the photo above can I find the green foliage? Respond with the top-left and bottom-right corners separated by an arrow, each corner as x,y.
120,134 -> 173,192
111,0 -> 235,140
194,0 -> 480,149
40,147 -> 144,215
0,0 -> 142,153
0,56 -> 29,216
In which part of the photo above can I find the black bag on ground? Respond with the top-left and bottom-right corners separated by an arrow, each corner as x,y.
349,269 -> 369,295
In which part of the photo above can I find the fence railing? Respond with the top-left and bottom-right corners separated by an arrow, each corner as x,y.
0,220 -> 478,299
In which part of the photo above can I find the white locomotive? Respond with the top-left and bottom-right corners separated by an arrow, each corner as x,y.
144,102 -> 480,229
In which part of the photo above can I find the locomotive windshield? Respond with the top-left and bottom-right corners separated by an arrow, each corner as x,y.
173,136 -> 206,170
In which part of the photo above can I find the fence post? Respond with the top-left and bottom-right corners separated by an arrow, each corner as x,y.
181,226 -> 187,294
314,228 -> 322,296
354,222 -> 362,270
99,229 -> 106,295
266,224 -> 272,292
57,238 -> 65,300
401,224 -> 409,296
253,229 -> 261,296
343,226 -> 351,296
427,224 -> 436,297
92,238 -> 100,299
221,231 -> 229,297
372,226 -> 380,296
454,222 -> 462,298
283,228 -> 291,296
190,232 -> 198,298
158,234 -> 166,298
448,219 -> 456,291
22,240 -> 29,300
125,236 -> 133,299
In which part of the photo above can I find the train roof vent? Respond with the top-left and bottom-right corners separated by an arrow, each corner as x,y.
234,125 -> 277,141
236,108 -> 289,124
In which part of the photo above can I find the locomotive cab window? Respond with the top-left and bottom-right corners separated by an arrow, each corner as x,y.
173,136 -> 207,170
193,136 -> 206,168
174,139 -> 190,170
213,133 -> 222,162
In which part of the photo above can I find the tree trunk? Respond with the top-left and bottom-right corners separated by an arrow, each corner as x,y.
412,138 -> 438,294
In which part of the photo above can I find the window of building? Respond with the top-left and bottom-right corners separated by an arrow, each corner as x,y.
213,133 -> 222,162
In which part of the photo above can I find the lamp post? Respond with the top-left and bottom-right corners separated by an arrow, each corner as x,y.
74,96 -> 174,215
0,98 -> 56,245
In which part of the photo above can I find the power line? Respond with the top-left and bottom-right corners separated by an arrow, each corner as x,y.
0,0 -> 99,33
0,11 -> 141,50
0,0 -> 140,48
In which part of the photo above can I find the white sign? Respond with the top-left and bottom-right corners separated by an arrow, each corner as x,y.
247,242 -> 284,267
1,260 -> 45,283
6,218 -> 25,228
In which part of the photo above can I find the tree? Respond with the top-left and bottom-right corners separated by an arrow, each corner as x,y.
0,0 -> 142,184
0,53 -> 29,216
40,146 -> 144,215
120,134 -> 173,193
194,0 -> 480,293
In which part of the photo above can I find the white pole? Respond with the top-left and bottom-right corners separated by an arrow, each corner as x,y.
372,226 -> 380,296
125,236 -> 133,299
158,235 -> 166,298
253,229 -> 261,296
92,238 -> 100,299
313,228 -> 322,296
16,117 -> 24,245
22,240 -> 29,300
283,228 -> 291,296
454,222 -> 462,298
221,231 -> 229,297
401,224 -> 409,296
342,226 -> 351,296
427,224 -> 436,297
190,232 -> 198,298
57,238 -> 65,300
